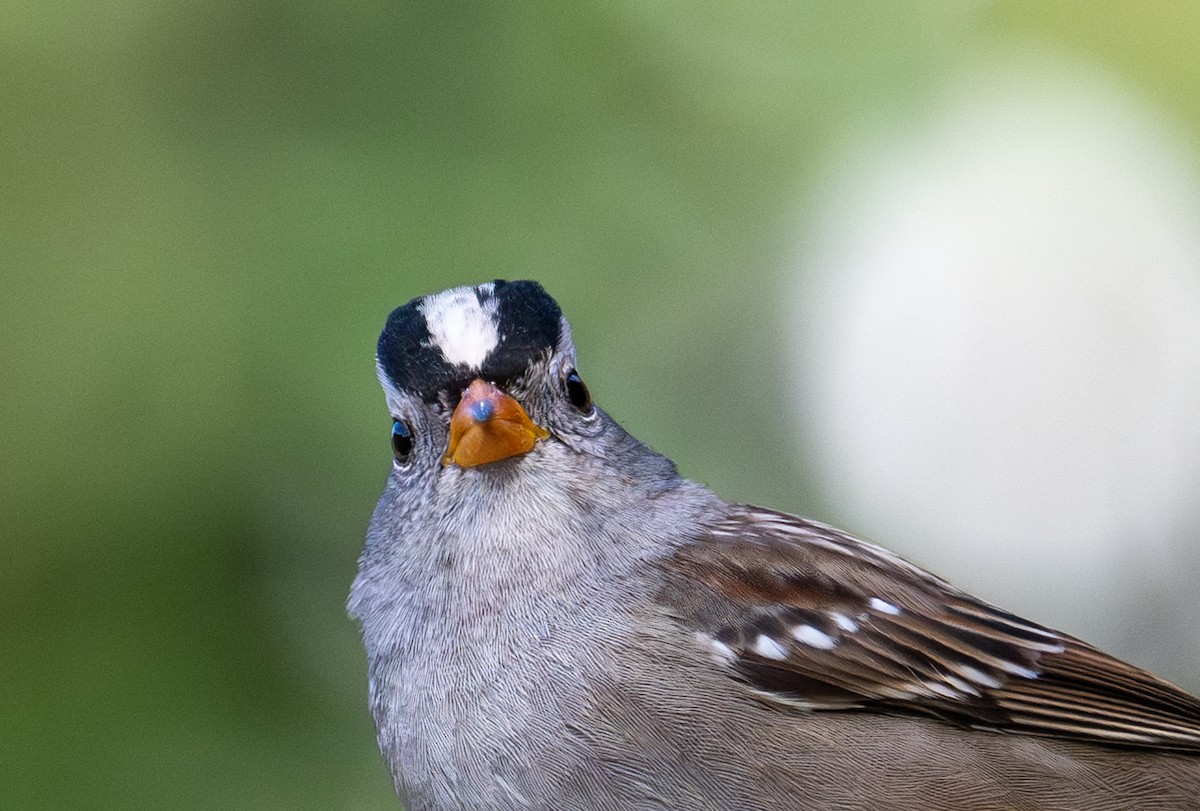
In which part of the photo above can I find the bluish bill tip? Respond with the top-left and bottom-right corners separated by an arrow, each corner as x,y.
469,399 -> 495,422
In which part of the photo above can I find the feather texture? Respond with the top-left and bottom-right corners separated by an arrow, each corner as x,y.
662,505 -> 1200,751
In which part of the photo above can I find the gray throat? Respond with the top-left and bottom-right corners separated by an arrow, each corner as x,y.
349,440 -> 724,806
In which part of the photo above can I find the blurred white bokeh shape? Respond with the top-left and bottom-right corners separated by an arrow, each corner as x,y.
790,49 -> 1200,687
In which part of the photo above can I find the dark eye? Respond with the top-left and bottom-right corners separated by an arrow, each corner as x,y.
391,420 -> 414,462
563,369 -> 593,413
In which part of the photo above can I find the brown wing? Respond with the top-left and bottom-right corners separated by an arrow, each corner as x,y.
659,504 -> 1200,752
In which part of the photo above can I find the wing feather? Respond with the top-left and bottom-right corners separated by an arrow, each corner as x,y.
661,504 -> 1200,751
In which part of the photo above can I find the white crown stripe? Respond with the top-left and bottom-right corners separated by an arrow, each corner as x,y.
419,286 -> 501,369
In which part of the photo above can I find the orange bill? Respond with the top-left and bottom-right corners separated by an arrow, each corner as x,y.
442,379 -> 550,468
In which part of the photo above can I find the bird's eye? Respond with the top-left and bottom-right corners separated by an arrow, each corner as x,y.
391,420 -> 414,462
563,369 -> 593,413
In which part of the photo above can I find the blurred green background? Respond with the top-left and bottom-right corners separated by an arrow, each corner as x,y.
5,3 -> 1200,808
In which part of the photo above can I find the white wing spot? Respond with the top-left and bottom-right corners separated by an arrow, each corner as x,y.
419,284 -> 500,369
791,624 -> 838,650
868,597 -> 901,615
923,680 -> 962,699
694,632 -> 737,665
830,612 -> 859,633
997,660 -> 1040,679
753,634 -> 789,661
956,665 -> 1003,689
944,675 -> 982,697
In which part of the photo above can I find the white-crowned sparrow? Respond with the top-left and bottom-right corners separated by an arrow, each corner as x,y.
349,280 -> 1200,810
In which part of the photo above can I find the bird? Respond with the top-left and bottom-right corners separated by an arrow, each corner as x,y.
349,279 -> 1200,810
